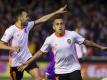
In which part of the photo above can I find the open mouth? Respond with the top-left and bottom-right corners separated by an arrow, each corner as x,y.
59,29 -> 62,30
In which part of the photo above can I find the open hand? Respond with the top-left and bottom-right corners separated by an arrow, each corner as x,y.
101,47 -> 107,51
18,63 -> 28,72
12,46 -> 20,53
56,5 -> 67,14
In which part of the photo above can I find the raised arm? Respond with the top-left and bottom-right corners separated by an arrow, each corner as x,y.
72,31 -> 107,51
83,40 -> 107,51
34,5 -> 67,24
0,41 -> 10,50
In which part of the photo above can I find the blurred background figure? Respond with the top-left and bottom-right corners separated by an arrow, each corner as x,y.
74,21 -> 88,59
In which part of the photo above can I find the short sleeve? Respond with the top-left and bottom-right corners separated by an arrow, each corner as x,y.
72,31 -> 85,44
1,28 -> 14,43
27,21 -> 35,31
40,37 -> 51,53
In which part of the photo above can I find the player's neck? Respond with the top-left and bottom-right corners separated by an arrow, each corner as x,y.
55,31 -> 65,37
15,21 -> 24,29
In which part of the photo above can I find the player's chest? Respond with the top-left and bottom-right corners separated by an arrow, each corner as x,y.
51,37 -> 75,49
13,29 -> 28,40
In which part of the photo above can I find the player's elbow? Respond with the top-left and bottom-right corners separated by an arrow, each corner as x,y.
83,40 -> 92,46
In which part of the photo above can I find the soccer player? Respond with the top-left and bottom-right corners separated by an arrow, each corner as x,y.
0,6 -> 66,80
44,25 -> 87,80
44,26 -> 87,80
18,18 -> 107,80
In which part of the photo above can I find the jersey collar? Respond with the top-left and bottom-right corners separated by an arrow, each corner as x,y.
54,32 -> 65,38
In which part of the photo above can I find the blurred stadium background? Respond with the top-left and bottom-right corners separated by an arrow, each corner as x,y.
0,0 -> 107,80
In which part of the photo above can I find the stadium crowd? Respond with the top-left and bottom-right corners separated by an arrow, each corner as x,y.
0,0 -> 107,58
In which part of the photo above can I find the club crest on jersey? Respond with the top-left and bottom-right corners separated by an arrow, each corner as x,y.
67,39 -> 71,44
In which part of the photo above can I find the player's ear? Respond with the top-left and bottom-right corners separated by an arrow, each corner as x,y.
53,25 -> 55,31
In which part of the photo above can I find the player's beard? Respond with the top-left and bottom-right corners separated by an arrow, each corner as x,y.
22,18 -> 31,27
57,29 -> 65,35
22,21 -> 28,27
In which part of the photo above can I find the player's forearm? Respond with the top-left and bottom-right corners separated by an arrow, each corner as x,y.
0,41 -> 11,50
0,45 -> 11,50
83,40 -> 103,49
34,5 -> 66,24
26,50 -> 43,65
34,11 -> 58,24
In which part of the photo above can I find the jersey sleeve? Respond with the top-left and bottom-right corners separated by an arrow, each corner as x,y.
1,27 -> 14,43
27,21 -> 35,31
40,37 -> 51,53
72,31 -> 85,44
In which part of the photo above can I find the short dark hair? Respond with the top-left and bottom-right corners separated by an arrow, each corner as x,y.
53,18 -> 64,26
52,15 -> 63,23
14,8 -> 27,21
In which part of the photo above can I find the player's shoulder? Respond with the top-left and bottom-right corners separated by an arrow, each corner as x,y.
65,30 -> 77,35
66,30 -> 79,38
66,30 -> 76,33
5,25 -> 16,32
68,30 -> 78,34
28,21 -> 34,24
45,33 -> 55,41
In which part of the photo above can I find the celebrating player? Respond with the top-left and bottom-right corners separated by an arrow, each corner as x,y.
18,18 -> 107,80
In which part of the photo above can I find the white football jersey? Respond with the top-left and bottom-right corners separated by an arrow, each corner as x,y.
1,21 -> 34,67
75,43 -> 87,58
40,30 -> 85,74
75,43 -> 83,58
